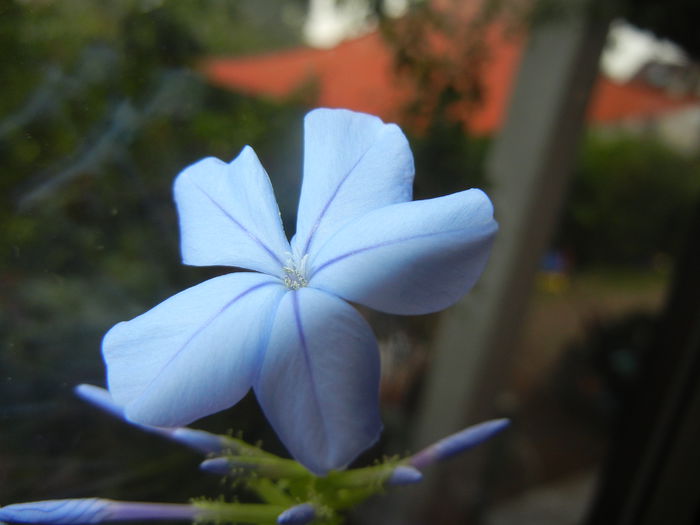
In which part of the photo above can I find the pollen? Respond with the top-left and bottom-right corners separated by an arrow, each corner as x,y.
282,254 -> 309,290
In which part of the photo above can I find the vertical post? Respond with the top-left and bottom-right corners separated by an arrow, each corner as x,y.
381,1 -> 612,523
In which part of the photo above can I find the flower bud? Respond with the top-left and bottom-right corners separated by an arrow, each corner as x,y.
75,384 -> 243,455
386,465 -> 423,486
277,503 -> 316,525
0,499 -> 200,524
410,419 -> 509,469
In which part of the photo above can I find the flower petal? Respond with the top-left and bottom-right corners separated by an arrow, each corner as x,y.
291,108 -> 414,257
174,146 -> 290,276
103,272 -> 285,427
308,189 -> 497,315
254,288 -> 381,475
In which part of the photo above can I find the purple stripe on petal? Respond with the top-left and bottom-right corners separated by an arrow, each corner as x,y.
306,188 -> 496,315
135,280 -> 277,402
310,227 -> 494,279
301,149 -> 370,255
410,419 -> 510,469
254,288 -> 381,474
192,182 -> 284,267
291,292 -> 330,442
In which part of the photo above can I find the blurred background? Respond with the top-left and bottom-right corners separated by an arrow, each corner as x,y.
1,0 -> 699,524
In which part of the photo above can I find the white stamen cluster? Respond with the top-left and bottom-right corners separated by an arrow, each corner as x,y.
282,253 -> 309,290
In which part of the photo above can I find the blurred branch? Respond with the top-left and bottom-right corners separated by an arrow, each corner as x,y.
0,46 -> 118,140
17,69 -> 201,210
381,0 -> 529,133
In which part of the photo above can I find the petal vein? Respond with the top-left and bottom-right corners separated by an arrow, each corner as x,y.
193,181 -> 284,268
136,280 -> 278,401
291,292 -> 331,446
311,227 -> 494,279
301,146 -> 372,255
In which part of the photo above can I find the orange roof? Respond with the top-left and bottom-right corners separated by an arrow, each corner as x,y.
202,33 -> 415,124
201,29 -> 699,134
588,78 -> 698,123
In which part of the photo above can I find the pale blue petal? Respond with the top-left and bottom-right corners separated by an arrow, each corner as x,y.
103,272 -> 285,427
291,108 -> 414,257
308,189 -> 497,315
174,147 -> 290,276
254,288 -> 382,475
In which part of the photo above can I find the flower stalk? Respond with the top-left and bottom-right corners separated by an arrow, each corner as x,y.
1,386 -> 508,525
200,456 -> 311,480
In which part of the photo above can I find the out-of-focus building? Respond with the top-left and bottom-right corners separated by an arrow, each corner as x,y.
199,19 -> 700,152
596,59 -> 700,154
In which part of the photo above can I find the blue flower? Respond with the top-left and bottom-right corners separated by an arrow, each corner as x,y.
102,108 -> 497,475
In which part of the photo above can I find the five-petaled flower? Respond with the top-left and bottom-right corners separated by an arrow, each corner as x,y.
102,108 -> 497,475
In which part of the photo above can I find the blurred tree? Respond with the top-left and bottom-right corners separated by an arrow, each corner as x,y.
557,134 -> 700,267
0,0 -> 305,506
378,0 -> 530,196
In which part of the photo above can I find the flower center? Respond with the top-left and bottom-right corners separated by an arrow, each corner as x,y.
282,253 -> 309,290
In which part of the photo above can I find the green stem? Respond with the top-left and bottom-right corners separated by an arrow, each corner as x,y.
324,464 -> 395,489
194,501 -> 286,525
217,437 -> 278,459
223,456 -> 312,479
247,478 -> 296,506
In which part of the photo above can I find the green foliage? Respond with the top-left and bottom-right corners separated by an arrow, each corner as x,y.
0,0 -> 305,506
557,133 -> 700,267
